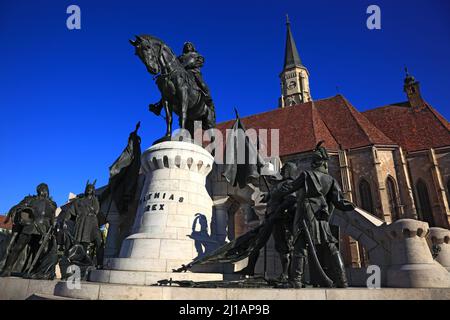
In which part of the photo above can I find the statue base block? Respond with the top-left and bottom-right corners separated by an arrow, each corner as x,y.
2,277 -> 450,300
94,140 -> 225,285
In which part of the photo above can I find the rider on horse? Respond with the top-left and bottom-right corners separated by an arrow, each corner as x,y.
178,42 -> 215,114
130,35 -> 216,137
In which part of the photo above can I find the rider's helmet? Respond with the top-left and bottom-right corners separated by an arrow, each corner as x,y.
183,42 -> 196,54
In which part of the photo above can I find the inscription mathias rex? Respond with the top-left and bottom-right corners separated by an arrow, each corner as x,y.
140,192 -> 184,212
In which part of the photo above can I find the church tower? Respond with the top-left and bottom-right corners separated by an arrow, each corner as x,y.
403,67 -> 424,110
279,15 -> 312,108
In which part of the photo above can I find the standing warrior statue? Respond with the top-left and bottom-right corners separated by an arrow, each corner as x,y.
0,183 -> 57,278
62,180 -> 104,268
269,162 -> 297,283
264,142 -> 355,288
236,162 -> 297,281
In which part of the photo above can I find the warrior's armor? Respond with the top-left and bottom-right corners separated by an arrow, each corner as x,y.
268,143 -> 355,288
178,42 -> 215,111
63,182 -> 104,267
0,183 -> 57,278
235,163 -> 297,279
268,163 -> 297,282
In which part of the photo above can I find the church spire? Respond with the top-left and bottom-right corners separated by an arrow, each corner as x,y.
283,14 -> 303,70
279,15 -> 312,108
403,67 -> 424,110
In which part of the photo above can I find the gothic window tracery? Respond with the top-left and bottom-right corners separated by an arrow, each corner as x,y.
416,179 -> 435,227
386,176 -> 400,220
358,179 -> 374,215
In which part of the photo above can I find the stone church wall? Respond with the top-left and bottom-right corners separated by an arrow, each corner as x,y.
407,151 -> 442,227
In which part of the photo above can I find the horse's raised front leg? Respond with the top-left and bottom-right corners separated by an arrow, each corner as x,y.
163,100 -> 172,137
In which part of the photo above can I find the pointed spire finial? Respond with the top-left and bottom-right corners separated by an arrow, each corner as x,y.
234,107 -> 240,119
283,14 -> 303,70
404,66 -> 416,84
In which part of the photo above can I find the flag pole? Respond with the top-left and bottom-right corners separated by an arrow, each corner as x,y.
261,175 -> 270,279
229,107 -> 271,279
256,131 -> 270,280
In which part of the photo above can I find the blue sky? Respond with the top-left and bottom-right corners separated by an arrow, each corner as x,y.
0,0 -> 449,212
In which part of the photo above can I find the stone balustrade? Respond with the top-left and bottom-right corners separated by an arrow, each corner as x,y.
384,219 -> 449,288
331,208 -> 450,288
428,227 -> 450,272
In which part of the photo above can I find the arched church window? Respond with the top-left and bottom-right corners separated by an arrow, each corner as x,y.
386,176 -> 400,220
416,179 -> 435,227
358,179 -> 374,215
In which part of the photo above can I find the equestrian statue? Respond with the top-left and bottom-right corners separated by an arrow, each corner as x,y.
129,35 -> 216,140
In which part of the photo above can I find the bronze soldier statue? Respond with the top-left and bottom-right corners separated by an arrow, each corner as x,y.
235,162 -> 298,279
178,42 -> 215,113
0,183 -> 57,278
264,142 -> 355,288
63,181 -> 104,268
269,162 -> 297,283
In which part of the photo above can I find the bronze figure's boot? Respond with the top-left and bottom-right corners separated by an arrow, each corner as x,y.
278,253 -> 290,282
273,253 -> 292,288
289,254 -> 306,288
331,252 -> 348,288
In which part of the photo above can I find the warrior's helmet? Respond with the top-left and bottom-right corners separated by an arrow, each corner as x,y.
84,179 -> 97,196
311,141 -> 330,172
183,42 -> 196,54
36,183 -> 49,198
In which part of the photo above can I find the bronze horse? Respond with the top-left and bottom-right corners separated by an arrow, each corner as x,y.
129,35 -> 216,138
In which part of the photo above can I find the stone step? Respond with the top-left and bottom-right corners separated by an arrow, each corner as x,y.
26,293 -> 80,300
1,277 -> 450,300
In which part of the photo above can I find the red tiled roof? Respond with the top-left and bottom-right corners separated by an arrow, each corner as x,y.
217,95 -> 395,156
217,100 -> 339,156
363,101 -> 450,152
315,95 -> 395,149
0,215 -> 12,230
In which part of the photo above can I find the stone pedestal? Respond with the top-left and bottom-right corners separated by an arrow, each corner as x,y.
385,219 -> 450,288
91,141 -> 224,285
428,227 -> 450,272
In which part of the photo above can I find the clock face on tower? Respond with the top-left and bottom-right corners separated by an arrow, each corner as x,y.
287,80 -> 297,90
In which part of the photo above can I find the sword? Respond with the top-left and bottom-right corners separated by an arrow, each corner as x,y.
24,223 -> 54,276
